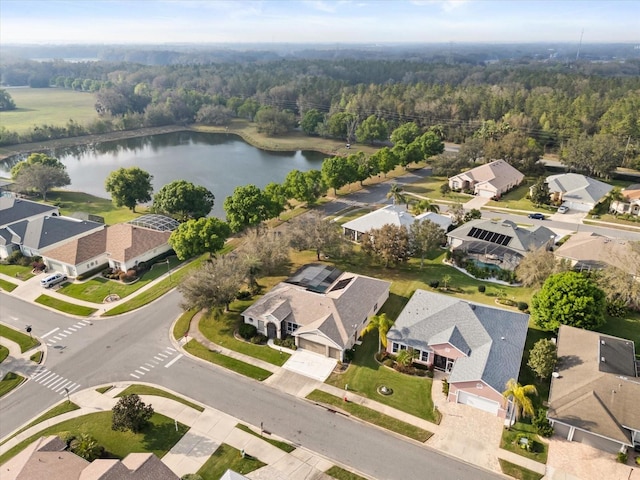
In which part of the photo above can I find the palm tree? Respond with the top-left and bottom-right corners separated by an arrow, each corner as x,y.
502,378 -> 538,427
360,313 -> 394,352
396,348 -> 419,367
70,433 -> 103,461
386,183 -> 407,207
412,199 -> 440,215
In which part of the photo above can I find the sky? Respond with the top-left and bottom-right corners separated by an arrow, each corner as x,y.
1,0 -> 639,45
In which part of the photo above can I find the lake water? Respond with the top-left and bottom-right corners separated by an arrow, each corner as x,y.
0,131 -> 326,218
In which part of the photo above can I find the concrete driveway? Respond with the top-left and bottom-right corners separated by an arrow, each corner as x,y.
548,210 -> 587,224
282,350 -> 336,382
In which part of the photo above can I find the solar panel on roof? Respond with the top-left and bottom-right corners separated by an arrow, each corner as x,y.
467,227 -> 512,246
330,277 -> 353,292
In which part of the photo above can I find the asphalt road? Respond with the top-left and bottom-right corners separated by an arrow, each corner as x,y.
0,292 -> 501,480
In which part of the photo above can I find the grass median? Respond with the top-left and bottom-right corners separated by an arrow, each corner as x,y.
306,389 -> 432,442
0,401 -> 80,446
235,424 -> 295,453
499,459 -> 544,480
184,339 -> 272,381
0,278 -> 18,292
35,294 -> 97,316
326,466 -> 369,480
0,372 -> 26,398
197,443 -> 266,480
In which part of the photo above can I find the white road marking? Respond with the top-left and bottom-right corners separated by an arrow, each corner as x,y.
153,356 -> 163,361
41,374 -> 61,387
67,327 -> 77,332
32,369 -> 50,380
63,330 -> 72,334
48,377 -> 68,390
53,380 -> 73,392
166,347 -> 176,352
145,363 -> 155,368
47,339 -> 57,345
57,333 -> 67,338
36,371 -> 56,383
41,328 -> 60,338
130,373 -> 139,379
139,366 -> 150,372
65,384 -> 80,394
164,354 -> 183,368
134,370 -> 145,375
158,353 -> 168,359
74,323 -> 85,328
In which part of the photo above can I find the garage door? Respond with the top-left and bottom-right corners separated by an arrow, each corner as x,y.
48,261 -> 63,273
477,189 -> 494,198
457,391 -> 499,415
298,338 -> 326,356
328,347 -> 341,360
572,429 -> 623,453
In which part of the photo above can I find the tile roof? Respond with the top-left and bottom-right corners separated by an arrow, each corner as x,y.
387,289 -> 529,393
105,224 -> 171,262
546,173 -> 613,206
621,184 -> 640,201
548,326 -> 640,445
0,196 -> 58,227
242,269 -> 390,349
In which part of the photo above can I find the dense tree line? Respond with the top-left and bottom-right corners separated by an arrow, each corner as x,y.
1,58 -> 638,168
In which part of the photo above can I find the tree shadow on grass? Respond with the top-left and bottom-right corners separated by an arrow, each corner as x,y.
141,421 -> 188,457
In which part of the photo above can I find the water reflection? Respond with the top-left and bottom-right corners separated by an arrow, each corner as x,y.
0,131 -> 326,219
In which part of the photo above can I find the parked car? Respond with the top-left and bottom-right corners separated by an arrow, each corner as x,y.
40,272 -> 67,288
557,206 -> 569,214
528,213 -> 545,220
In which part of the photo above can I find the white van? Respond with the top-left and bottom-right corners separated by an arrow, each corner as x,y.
40,272 -> 67,288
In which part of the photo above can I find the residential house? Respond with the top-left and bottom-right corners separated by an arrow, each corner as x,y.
446,218 -> 556,271
2,435 -> 179,480
610,184 -> 640,217
242,264 -> 390,361
41,214 -> 176,277
448,160 -> 525,199
554,232 -> 638,274
341,204 -> 451,242
545,173 -> 613,212
2,215 -> 104,259
0,196 -> 59,259
386,289 -> 529,418
548,326 -> 640,454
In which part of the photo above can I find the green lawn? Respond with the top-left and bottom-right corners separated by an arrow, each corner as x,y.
173,309 -> 198,340
402,175 -> 471,203
0,402 -> 80,446
102,257 -> 204,316
0,372 -> 25,398
0,264 -> 34,281
0,88 -> 98,134
198,309 -> 291,367
34,294 -> 97,316
52,191 -> 140,225
500,419 -> 548,464
0,411 -> 188,466
499,459 -> 544,480
235,424 -> 295,453
0,345 -> 8,363
307,389 -> 432,442
0,324 -> 40,353
116,384 -> 204,412
184,340 -> 273,381
326,330 -> 440,423
517,326 -> 555,405
197,443 -> 266,480
59,256 -> 181,303
29,351 -> 43,363
599,311 -> 640,350
96,385 -> 113,394
0,278 -> 18,292
326,465 -> 369,480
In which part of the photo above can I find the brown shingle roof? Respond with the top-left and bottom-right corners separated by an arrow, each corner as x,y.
105,224 -> 171,262
43,229 -> 107,265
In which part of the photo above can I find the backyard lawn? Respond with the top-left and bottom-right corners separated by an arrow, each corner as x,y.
59,256 -> 182,303
401,175 -> 471,203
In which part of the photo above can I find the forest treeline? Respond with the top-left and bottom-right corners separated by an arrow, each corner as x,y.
1,58 -> 639,169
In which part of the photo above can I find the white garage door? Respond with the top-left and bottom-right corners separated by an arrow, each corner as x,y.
457,391 -> 499,415
477,189 -> 494,198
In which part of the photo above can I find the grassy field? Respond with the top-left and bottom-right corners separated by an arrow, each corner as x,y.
0,325 -> 40,353
0,372 -> 25,398
197,443 -> 266,480
184,340 -> 273,381
326,329 -> 440,423
0,88 -> 98,134
0,345 -> 8,363
34,294 -> 97,316
306,389 -> 432,442
60,256 -> 181,303
499,459 -> 544,480
52,190 -> 141,225
0,411 -> 187,466
402,175 -> 472,203
116,384 -> 204,412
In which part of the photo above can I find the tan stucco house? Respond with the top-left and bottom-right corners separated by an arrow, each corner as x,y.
448,160 -> 525,199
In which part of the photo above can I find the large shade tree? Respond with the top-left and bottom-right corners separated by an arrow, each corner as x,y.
152,180 -> 214,221
105,167 -> 153,212
223,184 -> 274,233
168,217 -> 231,260
13,162 -> 70,201
531,271 -> 606,331
361,224 -> 411,268
288,211 -> 350,261
410,219 -> 445,269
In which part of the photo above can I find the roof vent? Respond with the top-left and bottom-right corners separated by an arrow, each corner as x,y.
501,336 -> 505,341
601,340 -> 606,345
470,304 -> 476,310
601,357 -> 606,362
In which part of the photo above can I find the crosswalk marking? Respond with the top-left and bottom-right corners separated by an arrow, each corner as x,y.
139,366 -> 150,372
129,346 -> 179,378
130,373 -> 140,379
41,328 -> 59,338
30,368 -> 80,395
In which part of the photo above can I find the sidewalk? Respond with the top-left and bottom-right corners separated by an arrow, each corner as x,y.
0,384 -> 341,479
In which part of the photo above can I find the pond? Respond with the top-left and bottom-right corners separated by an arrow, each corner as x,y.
0,131 -> 326,218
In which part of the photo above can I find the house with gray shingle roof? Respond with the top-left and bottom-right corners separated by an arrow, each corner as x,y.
0,196 -> 59,259
386,289 -> 529,418
546,173 -> 613,212
446,218 -> 555,271
242,264 -> 390,361
548,326 -> 640,454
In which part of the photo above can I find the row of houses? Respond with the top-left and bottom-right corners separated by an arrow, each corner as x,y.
0,196 -> 176,276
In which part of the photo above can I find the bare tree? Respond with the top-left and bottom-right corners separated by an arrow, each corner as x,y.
516,247 -> 568,287
288,211 -> 350,261
410,219 -> 445,268
361,224 -> 410,267
236,229 -> 290,291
